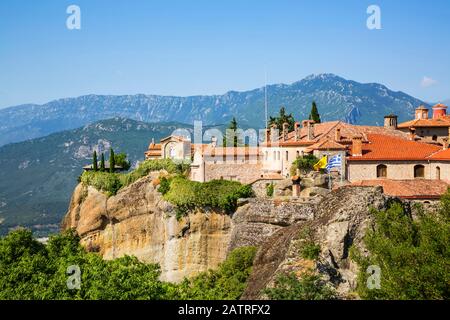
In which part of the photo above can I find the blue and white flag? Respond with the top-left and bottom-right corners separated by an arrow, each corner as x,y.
326,154 -> 342,172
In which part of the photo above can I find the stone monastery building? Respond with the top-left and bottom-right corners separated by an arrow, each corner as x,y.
145,104 -> 450,201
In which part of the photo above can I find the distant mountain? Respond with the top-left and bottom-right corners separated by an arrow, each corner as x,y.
0,74 -> 427,146
0,118 -> 191,236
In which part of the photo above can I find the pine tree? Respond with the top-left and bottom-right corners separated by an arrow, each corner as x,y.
109,148 -> 115,173
309,101 -> 321,123
268,106 -> 295,131
92,151 -> 98,172
224,117 -> 240,147
100,153 -> 105,172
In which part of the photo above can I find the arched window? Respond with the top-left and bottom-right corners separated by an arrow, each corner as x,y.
273,151 -> 276,160
286,151 -> 289,161
376,164 -> 387,178
414,165 -> 425,178
436,166 -> 441,180
296,150 -> 300,158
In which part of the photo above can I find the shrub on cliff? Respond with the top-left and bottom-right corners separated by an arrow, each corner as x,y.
167,246 -> 257,300
290,154 -> 319,176
163,176 -> 254,214
264,273 -> 337,300
80,159 -> 189,196
0,229 -> 169,300
351,197 -> 450,300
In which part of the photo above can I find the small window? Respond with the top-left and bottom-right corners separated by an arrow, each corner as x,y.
436,166 -> 441,180
296,150 -> 300,158
286,151 -> 289,161
414,165 -> 425,178
377,164 -> 387,178
432,135 -> 438,141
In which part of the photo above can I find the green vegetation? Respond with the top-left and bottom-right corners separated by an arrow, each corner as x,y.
290,154 -> 320,175
269,106 -> 295,131
266,183 -> 274,197
298,227 -> 321,260
163,176 -> 254,214
223,117 -> 242,147
167,246 -> 257,300
109,148 -> 115,173
309,101 -> 321,123
0,229 -> 255,300
114,152 -> 131,171
351,194 -> 450,300
92,151 -> 98,171
264,273 -> 336,300
100,153 -> 105,172
81,159 -> 190,196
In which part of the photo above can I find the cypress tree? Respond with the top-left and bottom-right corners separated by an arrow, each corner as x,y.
100,153 -> 105,172
109,148 -> 115,173
309,101 -> 321,123
92,151 -> 98,172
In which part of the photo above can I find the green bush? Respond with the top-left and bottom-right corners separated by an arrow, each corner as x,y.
163,177 -> 254,214
351,196 -> 450,300
264,273 -> 336,300
266,183 -> 274,197
158,177 -> 171,195
300,242 -> 321,260
0,229 -> 168,300
80,159 -> 189,196
168,246 -> 257,300
290,154 -> 319,176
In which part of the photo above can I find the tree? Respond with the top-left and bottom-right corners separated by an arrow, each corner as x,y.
351,196 -> 450,300
92,151 -> 98,172
223,117 -> 241,147
114,153 -> 131,171
264,272 -> 336,300
309,101 -> 321,123
100,153 -> 105,172
269,106 -> 295,131
109,148 -> 115,173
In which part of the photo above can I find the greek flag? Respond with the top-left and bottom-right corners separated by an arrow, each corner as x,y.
326,155 -> 342,172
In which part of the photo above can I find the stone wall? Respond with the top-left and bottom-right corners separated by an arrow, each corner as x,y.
205,162 -> 263,184
347,161 -> 450,181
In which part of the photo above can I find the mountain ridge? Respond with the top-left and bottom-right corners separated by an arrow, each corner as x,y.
0,74 -> 428,146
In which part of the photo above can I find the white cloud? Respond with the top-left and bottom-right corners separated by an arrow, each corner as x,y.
421,76 -> 438,88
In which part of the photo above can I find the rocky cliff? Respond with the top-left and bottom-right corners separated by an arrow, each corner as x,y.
62,172 -> 396,297
241,186 -> 396,299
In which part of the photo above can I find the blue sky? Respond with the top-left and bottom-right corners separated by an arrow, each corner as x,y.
0,0 -> 449,108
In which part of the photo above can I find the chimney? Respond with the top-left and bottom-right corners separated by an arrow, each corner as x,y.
265,128 -> 270,143
384,114 -> 398,130
409,128 -> 416,141
270,124 -> 279,142
335,128 -> 341,141
433,104 -> 448,119
415,106 -> 429,120
443,138 -> 449,150
282,122 -> 289,141
294,122 -> 301,141
307,122 -> 315,141
351,136 -> 363,157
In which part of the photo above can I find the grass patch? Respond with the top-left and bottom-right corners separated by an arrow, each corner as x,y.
80,159 -> 189,196
163,176 -> 254,215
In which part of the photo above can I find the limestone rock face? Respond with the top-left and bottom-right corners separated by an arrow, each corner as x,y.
242,186 -> 395,300
62,174 -> 232,283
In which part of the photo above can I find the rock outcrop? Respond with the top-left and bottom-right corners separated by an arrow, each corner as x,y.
62,173 -> 232,283
63,171 -> 397,297
241,186 -> 396,300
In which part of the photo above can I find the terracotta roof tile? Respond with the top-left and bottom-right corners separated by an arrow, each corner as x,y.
352,179 -> 450,199
348,134 -> 441,161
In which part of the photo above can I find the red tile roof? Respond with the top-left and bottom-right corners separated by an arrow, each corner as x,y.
348,134 -> 441,161
397,117 -> 450,129
428,148 -> 450,160
352,179 -> 450,199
